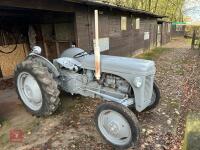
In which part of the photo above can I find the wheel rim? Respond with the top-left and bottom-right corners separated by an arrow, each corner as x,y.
98,110 -> 132,146
17,72 -> 43,111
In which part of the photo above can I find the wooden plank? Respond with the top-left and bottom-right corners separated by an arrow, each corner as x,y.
0,44 -> 27,77
43,42 -> 49,58
0,0 -> 74,12
44,42 -> 57,60
56,42 -> 60,56
74,4 -> 160,56
75,8 -> 91,51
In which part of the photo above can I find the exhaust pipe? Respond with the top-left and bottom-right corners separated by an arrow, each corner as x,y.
94,10 -> 101,80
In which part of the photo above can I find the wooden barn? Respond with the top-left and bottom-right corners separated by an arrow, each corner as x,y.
0,0 -> 167,78
157,20 -> 172,46
171,22 -> 186,37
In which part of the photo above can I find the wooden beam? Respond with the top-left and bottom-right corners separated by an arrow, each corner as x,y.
0,0 -> 75,13
0,11 -> 26,16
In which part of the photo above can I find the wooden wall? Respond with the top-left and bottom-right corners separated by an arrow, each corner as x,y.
161,22 -> 171,45
75,6 -> 158,56
0,44 -> 28,77
0,0 -> 172,78
0,24 -> 28,77
171,24 -> 186,37
0,10 -> 76,77
0,0 -> 162,58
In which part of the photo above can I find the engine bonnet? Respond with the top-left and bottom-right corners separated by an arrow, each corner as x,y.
78,55 -> 156,76
60,48 -> 85,58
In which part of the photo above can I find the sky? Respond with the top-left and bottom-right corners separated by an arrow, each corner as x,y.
184,0 -> 200,22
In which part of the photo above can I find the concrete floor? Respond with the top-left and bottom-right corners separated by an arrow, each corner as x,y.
0,88 -> 21,119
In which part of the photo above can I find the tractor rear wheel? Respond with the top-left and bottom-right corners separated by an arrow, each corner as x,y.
15,60 -> 60,117
95,102 -> 140,149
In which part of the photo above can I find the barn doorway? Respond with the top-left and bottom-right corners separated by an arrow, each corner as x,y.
157,24 -> 162,47
0,8 -> 76,78
28,12 -> 76,60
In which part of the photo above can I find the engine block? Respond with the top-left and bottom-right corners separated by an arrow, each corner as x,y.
103,74 -> 130,94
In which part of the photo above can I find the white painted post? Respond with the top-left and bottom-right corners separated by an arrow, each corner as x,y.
94,10 -> 101,80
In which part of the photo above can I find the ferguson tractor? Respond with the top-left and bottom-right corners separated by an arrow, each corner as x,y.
14,10 -> 160,149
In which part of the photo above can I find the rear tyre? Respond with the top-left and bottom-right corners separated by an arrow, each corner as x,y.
95,102 -> 140,149
14,60 -> 60,117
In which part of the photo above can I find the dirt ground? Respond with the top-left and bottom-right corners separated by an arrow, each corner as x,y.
0,37 -> 200,150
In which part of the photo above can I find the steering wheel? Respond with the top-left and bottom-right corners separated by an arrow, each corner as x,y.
88,50 -> 94,55
73,51 -> 88,58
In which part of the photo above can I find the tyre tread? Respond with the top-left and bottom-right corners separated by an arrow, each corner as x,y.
15,60 -> 60,117
95,102 -> 140,149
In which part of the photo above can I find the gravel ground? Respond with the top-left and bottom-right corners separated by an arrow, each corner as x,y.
0,78 -> 14,90
138,37 -> 200,150
1,37 -> 200,150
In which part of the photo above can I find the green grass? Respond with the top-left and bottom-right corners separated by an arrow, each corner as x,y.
0,121 -> 10,146
186,38 -> 192,45
0,133 -> 9,145
135,47 -> 171,60
0,117 -> 6,125
24,119 -> 40,134
175,67 -> 184,75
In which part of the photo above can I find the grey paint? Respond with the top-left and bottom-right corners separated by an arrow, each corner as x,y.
93,37 -> 110,52
27,45 -> 156,112
60,47 -> 85,58
60,48 -> 155,112
78,55 -> 155,76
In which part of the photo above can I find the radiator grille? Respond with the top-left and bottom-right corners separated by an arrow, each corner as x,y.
144,75 -> 154,102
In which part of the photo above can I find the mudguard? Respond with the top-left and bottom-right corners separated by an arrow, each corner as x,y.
28,53 -> 60,77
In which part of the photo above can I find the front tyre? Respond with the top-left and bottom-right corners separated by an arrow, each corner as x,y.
144,82 -> 160,111
95,102 -> 140,149
15,60 -> 60,117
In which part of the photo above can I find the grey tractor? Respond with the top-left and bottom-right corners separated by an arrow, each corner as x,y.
15,46 -> 160,149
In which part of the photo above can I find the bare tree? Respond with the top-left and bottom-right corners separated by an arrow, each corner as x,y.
100,0 -> 185,22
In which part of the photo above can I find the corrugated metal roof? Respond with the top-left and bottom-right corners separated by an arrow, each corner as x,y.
65,0 -> 165,18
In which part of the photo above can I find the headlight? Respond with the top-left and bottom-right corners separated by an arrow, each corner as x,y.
32,46 -> 42,55
133,77 -> 143,88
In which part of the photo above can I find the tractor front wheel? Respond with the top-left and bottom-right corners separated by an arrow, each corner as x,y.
15,60 -> 60,117
95,102 -> 140,149
144,82 -> 160,111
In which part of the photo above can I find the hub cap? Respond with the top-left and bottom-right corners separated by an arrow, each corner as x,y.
98,110 -> 131,146
17,72 -> 42,111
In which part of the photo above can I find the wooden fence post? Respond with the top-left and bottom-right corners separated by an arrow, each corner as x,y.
0,67 -> 3,78
198,39 -> 200,51
183,112 -> 200,150
191,29 -> 196,50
